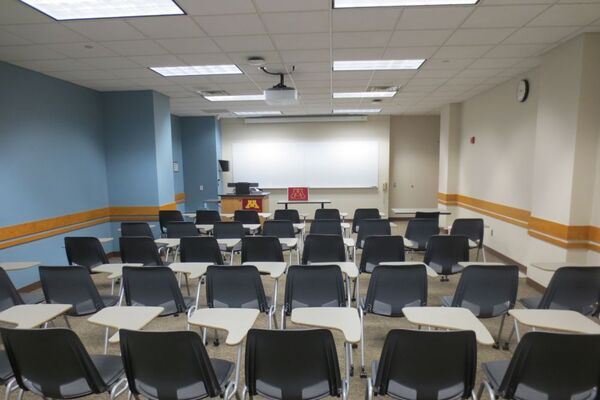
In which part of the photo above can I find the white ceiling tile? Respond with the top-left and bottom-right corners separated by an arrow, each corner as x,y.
128,16 -> 206,39
50,42 -> 117,58
480,0 -> 552,4
280,49 -> 330,63
262,11 -> 329,33
485,44 -> 548,58
415,69 -> 459,79
272,33 -> 330,50
529,4 -> 600,27
11,58 -> 95,72
383,46 -> 438,59
253,0 -> 330,12
49,69 -> 116,81
334,47 -> 385,60
212,35 -> 275,52
194,14 -> 265,36
176,0 -> 256,15
332,71 -> 373,80
0,0 -> 52,24
333,31 -> 391,48
0,44 -> 66,60
446,28 -> 516,45
0,28 -> 31,45
389,30 -> 453,47
156,37 -> 220,54
3,23 -> 87,44
468,58 -> 523,69
371,70 -> 418,80
421,58 -> 475,70
101,40 -> 169,56
503,26 -> 580,44
111,68 -> 158,79
333,8 -> 401,32
396,6 -> 473,30
128,54 -> 185,67
227,51 -> 282,65
63,21 -> 145,41
434,45 -> 493,59
456,68 -> 504,78
462,5 -> 549,28
79,57 -> 140,69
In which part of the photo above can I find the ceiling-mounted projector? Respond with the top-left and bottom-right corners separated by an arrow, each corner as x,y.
260,66 -> 298,105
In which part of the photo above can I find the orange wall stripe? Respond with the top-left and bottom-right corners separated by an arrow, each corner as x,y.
175,192 -> 185,203
159,202 -> 178,211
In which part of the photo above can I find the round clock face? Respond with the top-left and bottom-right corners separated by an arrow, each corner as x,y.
517,79 -> 529,102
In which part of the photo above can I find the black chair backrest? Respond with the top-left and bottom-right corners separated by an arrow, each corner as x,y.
374,329 -> 476,399
213,221 -> 244,239
359,236 -> 405,273
64,237 -> 108,270
122,267 -> 188,316
166,221 -> 199,238
0,268 -> 24,312
497,332 -> 600,399
262,220 -> 295,238
274,209 -> 300,223
119,237 -> 163,266
364,264 -> 427,317
180,237 -> 224,264
0,328 -> 110,398
205,265 -> 268,312
121,222 -> 154,238
195,210 -> 221,225
405,218 -> 439,250
39,266 -> 105,316
234,210 -> 260,224
302,234 -> 346,264
309,219 -> 343,236
314,208 -> 341,221
450,218 -> 484,247
424,235 -> 469,275
245,329 -> 342,399
352,208 -> 381,233
241,236 -> 284,263
451,265 -> 519,317
158,210 -> 184,233
120,329 -> 223,399
284,265 -> 346,314
356,218 -> 391,247
415,211 -> 441,226
539,266 -> 600,315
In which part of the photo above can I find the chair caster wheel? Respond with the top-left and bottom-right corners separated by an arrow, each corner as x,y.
492,342 -> 500,349
350,366 -> 354,377
502,343 -> 510,351
360,367 -> 367,378
352,343 -> 358,349
214,339 -> 220,347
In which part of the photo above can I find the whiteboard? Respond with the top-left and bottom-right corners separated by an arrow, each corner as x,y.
232,140 -> 379,188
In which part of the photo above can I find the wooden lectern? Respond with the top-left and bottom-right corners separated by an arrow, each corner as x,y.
219,192 -> 270,213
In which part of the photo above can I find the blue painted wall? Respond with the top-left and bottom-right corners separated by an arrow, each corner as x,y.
181,117 -> 220,212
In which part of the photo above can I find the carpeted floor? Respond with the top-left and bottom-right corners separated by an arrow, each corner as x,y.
1,221 -> 542,399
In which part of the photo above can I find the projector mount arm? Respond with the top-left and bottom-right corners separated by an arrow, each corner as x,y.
260,66 -> 295,88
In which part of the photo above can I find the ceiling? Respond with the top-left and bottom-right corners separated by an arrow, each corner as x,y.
1,0 -> 599,117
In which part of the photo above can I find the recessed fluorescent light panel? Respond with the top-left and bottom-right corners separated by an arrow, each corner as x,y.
151,65 -> 242,77
19,0 -> 184,20
205,95 -> 266,102
333,109 -> 381,114
334,0 -> 478,8
234,111 -> 282,116
333,60 -> 425,71
333,91 -> 396,99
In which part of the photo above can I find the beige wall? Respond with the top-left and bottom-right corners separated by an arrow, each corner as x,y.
219,116 -> 390,217
389,115 -> 440,213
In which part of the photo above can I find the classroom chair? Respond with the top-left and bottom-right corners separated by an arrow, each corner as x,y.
273,209 -> 301,223
450,218 -> 486,261
158,210 -> 184,234
415,211 -> 441,226
359,235 -> 405,273
404,218 -> 439,253
424,235 -> 469,281
120,222 -> 154,238
243,329 -> 345,400
0,328 -> 127,400
519,266 -> 600,315
64,236 -> 109,271
281,264 -> 346,329
166,221 -> 199,238
359,264 -> 428,377
0,350 -> 16,400
352,208 -> 381,233
119,237 -> 164,266
195,209 -> 221,225
241,236 -> 284,263
120,329 -> 234,400
314,208 -> 342,221
478,332 -> 600,400
356,218 -> 391,249
302,234 -> 346,264
213,221 -> 244,262
180,236 -> 224,264
234,210 -> 261,235
262,220 -> 300,263
310,219 -> 343,236
0,267 -> 43,312
39,266 -> 118,322
367,329 -> 477,400
441,264 -> 519,349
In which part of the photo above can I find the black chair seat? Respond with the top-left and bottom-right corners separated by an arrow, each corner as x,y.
101,295 -> 119,307
520,297 -> 541,310
154,296 -> 195,316
90,354 -> 125,387
0,350 -> 13,384
481,360 -> 509,391
429,263 -> 463,275
20,291 -> 44,305
69,295 -> 119,316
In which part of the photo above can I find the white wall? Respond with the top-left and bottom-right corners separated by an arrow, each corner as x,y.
389,115 -> 440,212
219,116 -> 390,217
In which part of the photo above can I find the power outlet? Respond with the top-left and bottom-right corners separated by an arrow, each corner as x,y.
199,185 -> 204,191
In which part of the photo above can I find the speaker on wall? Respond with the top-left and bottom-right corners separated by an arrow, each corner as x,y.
218,160 -> 230,172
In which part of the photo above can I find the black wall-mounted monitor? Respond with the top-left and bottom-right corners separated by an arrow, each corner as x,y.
218,160 -> 230,172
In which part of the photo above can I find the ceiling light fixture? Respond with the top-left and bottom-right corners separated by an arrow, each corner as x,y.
204,94 -> 266,102
333,91 -> 396,99
333,0 -> 478,8
333,60 -> 425,71
18,0 -> 184,20
333,109 -> 381,114
234,111 -> 282,116
151,65 -> 242,76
